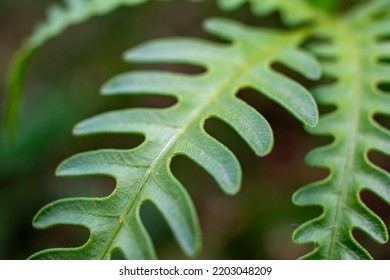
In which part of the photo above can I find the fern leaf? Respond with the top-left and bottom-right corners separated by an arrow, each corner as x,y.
292,1 -> 390,259
31,18 -> 319,259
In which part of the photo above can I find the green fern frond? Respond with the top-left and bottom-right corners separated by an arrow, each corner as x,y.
292,0 -> 390,259
30,18 -> 319,259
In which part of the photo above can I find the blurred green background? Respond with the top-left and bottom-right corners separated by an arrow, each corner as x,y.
0,0 -> 389,260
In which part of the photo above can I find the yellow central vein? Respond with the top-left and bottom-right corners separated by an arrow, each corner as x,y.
327,19 -> 363,259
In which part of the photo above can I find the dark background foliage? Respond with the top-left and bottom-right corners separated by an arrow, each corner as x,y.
0,0 -> 389,259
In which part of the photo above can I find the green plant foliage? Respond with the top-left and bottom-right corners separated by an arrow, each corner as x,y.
30,18 -> 319,259
4,0 -> 317,134
292,0 -> 390,259
5,0 -> 390,260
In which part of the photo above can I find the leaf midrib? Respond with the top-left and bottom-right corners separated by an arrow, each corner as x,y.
99,31 -> 306,259
327,19 -> 363,259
